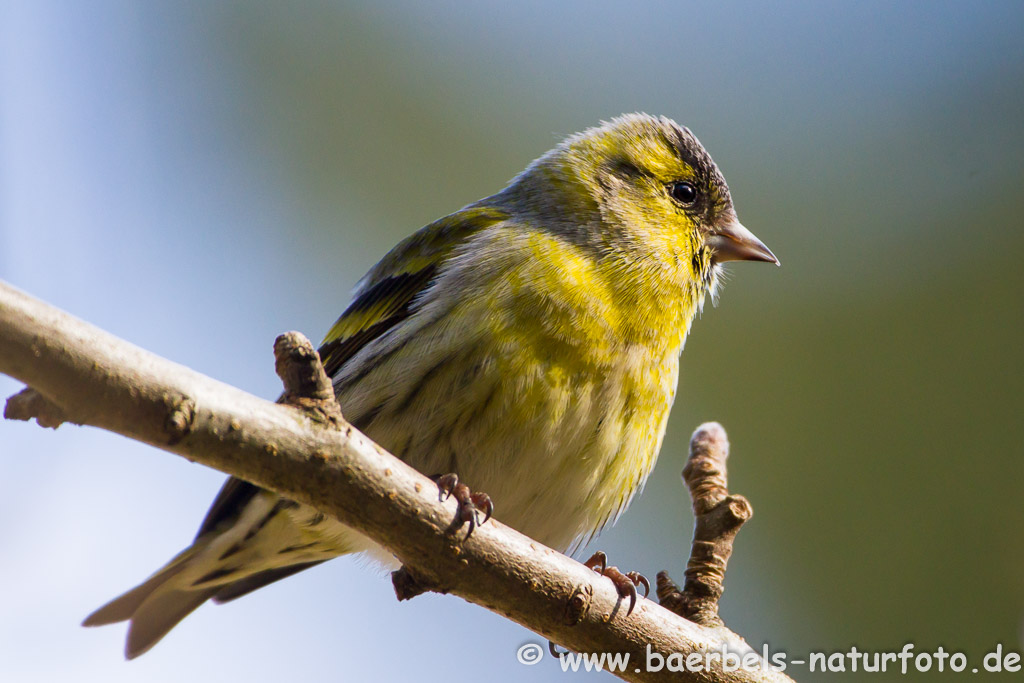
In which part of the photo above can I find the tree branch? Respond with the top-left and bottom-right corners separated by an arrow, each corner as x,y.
0,280 -> 793,683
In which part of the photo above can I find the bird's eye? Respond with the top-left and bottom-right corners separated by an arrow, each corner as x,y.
669,181 -> 698,206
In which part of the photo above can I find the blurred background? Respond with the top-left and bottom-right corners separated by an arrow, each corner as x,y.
2,1 -> 1022,681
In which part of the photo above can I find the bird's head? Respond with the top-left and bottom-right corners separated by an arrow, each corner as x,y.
510,114 -> 778,298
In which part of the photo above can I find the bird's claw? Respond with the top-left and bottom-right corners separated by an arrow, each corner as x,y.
626,571 -> 651,598
436,473 -> 493,540
584,551 -> 650,616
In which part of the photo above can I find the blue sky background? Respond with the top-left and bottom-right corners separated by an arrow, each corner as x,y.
2,1 -> 1023,681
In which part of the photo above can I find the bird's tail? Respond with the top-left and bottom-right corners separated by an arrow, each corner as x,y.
83,485 -> 340,659
82,543 -> 219,659
84,540 -> 330,659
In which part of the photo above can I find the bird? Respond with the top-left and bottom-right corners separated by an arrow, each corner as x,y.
83,113 -> 777,658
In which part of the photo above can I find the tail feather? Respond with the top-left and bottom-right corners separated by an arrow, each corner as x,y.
81,580 -> 166,628
82,547 -> 197,627
125,587 -> 218,659
85,557 -> 326,658
83,544 -> 219,658
83,488 -> 360,657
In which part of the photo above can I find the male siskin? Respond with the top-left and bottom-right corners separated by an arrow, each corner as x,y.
84,113 -> 777,657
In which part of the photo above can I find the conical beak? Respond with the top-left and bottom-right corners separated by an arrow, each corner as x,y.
706,220 -> 779,265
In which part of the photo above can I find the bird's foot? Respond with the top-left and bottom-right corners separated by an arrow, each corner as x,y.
436,473 -> 493,540
584,551 -> 650,617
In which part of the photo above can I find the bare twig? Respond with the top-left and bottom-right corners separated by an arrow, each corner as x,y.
657,423 -> 753,626
4,386 -> 68,428
274,331 -> 344,425
0,280 -> 792,683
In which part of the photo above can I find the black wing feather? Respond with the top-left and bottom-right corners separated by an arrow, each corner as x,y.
317,265 -> 437,378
